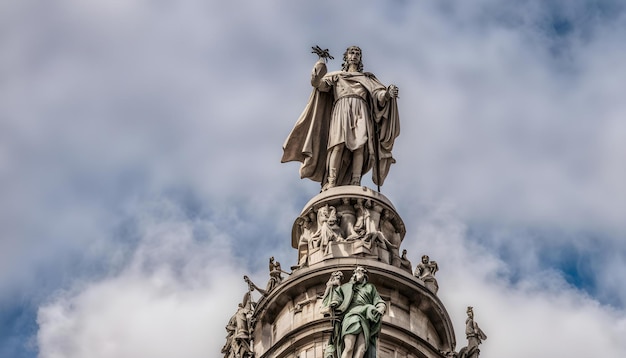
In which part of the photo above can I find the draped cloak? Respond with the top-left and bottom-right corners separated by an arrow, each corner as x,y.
282,62 -> 400,187
322,281 -> 386,358
461,317 -> 487,358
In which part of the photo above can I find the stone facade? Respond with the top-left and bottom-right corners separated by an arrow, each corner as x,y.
252,259 -> 455,358
290,187 -> 409,272
223,186 -> 472,358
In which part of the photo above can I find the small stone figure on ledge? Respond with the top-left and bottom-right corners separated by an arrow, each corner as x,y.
222,292 -> 254,358
459,306 -> 487,358
400,249 -> 412,273
292,215 -> 314,270
414,254 -> 439,294
244,257 -> 287,297
282,45 -> 400,192
321,266 -> 386,358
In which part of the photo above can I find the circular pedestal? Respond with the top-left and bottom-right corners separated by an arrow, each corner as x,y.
252,260 -> 456,358
291,186 -> 410,272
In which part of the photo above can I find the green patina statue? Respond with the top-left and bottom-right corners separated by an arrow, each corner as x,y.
321,267 -> 386,358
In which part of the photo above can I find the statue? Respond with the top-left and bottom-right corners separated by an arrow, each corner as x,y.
292,216 -> 314,270
379,210 -> 401,265
354,199 -> 383,240
399,249 -> 412,273
321,266 -> 386,358
414,254 -> 439,293
244,257 -> 287,296
354,199 -> 391,260
222,315 -> 236,357
337,198 -> 359,240
458,306 -> 487,358
222,292 -> 254,358
282,45 -> 400,191
267,257 -> 284,291
312,205 -> 344,255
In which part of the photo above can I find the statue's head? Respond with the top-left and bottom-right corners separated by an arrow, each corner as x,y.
342,46 -> 363,72
351,266 -> 368,283
421,255 -> 429,263
331,271 -> 344,281
327,206 -> 338,225
382,209 -> 394,220
298,215 -> 312,229
467,306 -> 474,318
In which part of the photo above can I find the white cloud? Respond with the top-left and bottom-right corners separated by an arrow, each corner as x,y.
403,204 -> 626,357
38,201 -> 246,358
0,0 -> 622,357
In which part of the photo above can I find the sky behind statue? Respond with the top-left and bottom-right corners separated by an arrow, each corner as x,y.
1,1 -> 626,358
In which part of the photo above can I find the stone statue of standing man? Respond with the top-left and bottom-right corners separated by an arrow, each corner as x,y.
282,46 -> 400,191
459,306 -> 487,358
321,266 -> 386,358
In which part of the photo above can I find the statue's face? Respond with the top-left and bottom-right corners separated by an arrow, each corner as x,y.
346,47 -> 361,66
354,270 -> 365,282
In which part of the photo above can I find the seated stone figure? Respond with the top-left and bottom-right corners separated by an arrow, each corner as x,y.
414,255 -> 439,293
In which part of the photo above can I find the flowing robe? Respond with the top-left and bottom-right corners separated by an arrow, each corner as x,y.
323,281 -> 386,358
282,61 -> 400,187
461,317 -> 487,358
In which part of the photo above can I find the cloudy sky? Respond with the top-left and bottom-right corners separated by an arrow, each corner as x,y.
2,0 -> 626,357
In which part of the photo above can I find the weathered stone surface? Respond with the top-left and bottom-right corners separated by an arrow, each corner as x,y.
291,186 -> 409,273
250,259 -> 456,358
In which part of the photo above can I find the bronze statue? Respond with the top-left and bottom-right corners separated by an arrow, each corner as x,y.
321,267 -> 386,358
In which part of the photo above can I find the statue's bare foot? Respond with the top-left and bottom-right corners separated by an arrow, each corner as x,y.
321,182 -> 336,191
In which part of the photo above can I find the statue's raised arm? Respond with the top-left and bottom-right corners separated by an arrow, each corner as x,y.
281,45 -> 400,192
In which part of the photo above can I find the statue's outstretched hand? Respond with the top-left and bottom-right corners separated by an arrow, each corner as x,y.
387,84 -> 399,99
311,45 -> 334,62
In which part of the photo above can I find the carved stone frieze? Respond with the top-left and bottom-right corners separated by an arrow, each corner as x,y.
291,187 -> 408,271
